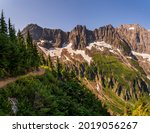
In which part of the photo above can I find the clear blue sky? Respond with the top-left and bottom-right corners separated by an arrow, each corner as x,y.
0,0 -> 150,31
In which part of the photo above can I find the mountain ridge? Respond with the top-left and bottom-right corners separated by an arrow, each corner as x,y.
21,23 -> 150,103
22,23 -> 150,78
22,23 -> 132,56
22,23 -> 150,55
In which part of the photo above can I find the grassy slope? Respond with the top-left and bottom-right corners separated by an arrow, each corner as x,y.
91,53 -> 150,115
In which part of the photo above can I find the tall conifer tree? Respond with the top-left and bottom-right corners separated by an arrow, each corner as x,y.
8,18 -> 16,42
17,30 -> 24,45
26,30 -> 33,48
0,10 -> 7,35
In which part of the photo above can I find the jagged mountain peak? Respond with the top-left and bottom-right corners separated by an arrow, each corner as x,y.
26,23 -> 42,28
22,23 -> 132,55
22,24 -> 43,40
102,24 -> 114,28
23,23 -> 43,32
73,25 -> 87,31
117,24 -> 146,31
117,23 -> 150,53
116,24 -> 150,78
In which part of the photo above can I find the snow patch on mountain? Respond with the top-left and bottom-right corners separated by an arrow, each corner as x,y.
40,40 -> 45,43
132,51 -> 150,62
66,43 -> 92,64
109,49 -> 117,54
38,42 -> 92,64
38,41 -> 118,64
96,83 -> 100,92
87,41 -> 112,50
49,48 -> 63,57
38,46 -> 49,56
129,27 -> 135,30
77,50 -> 92,64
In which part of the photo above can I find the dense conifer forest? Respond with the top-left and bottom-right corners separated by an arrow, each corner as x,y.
0,11 -> 40,79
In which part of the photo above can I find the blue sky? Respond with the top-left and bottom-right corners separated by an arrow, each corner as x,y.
0,0 -> 150,31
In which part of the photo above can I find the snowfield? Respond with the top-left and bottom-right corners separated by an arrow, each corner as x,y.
38,41 -> 116,64
64,43 -> 92,64
147,76 -> 150,80
129,27 -> 135,30
38,46 -> 49,56
132,51 -> 150,62
87,41 -> 112,50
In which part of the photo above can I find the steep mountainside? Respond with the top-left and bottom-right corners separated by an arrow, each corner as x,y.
117,24 -> 150,53
20,24 -> 150,115
117,24 -> 150,78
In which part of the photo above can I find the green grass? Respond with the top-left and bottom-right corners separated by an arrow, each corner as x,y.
93,53 -> 139,89
91,53 -> 150,115
103,89 -> 131,115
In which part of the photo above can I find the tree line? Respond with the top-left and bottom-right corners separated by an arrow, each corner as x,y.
0,10 -> 40,78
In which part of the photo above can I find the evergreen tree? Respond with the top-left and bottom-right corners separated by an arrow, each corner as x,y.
8,18 -> 16,42
0,11 -> 8,77
56,57 -> 62,79
25,31 -> 33,68
40,54 -> 47,65
32,42 -> 40,69
26,30 -> 33,48
48,55 -> 54,72
26,30 -> 40,69
17,30 -> 24,45
0,11 -> 41,78
0,10 -> 7,35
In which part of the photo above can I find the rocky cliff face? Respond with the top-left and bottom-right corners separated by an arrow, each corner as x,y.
94,25 -> 131,55
69,25 -> 94,49
22,24 -> 69,48
117,24 -> 150,54
22,24 -> 131,55
116,24 -> 150,78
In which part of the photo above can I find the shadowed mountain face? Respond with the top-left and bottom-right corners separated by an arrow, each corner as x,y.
21,24 -> 69,48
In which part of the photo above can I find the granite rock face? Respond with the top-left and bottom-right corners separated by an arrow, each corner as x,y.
22,24 -> 69,48
22,24 -> 131,55
21,24 -> 43,40
69,25 -> 94,49
117,24 -> 150,54
94,24 -> 131,55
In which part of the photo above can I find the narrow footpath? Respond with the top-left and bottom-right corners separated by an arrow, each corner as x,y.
0,68 -> 45,88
